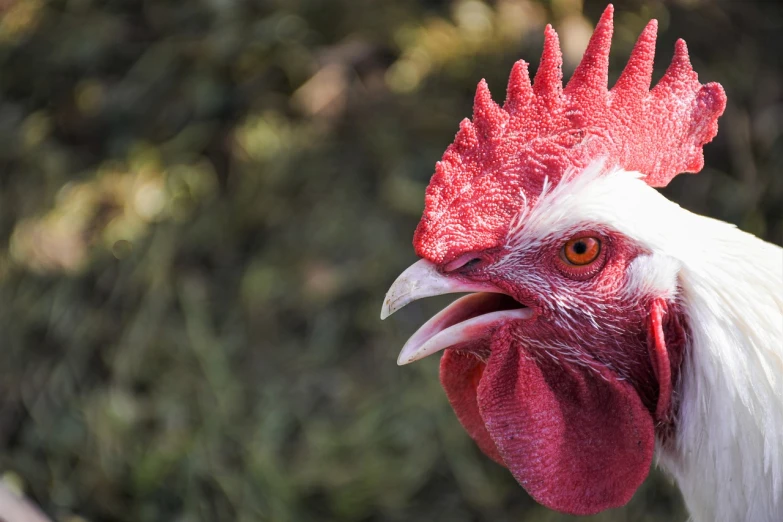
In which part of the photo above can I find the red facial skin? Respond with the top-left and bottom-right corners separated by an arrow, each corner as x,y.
422,229 -> 686,515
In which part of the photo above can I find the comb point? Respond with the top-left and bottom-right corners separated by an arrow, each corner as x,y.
473,79 -> 508,140
692,82 -> 727,142
654,38 -> 698,93
566,4 -> 614,95
534,25 -> 564,100
613,19 -> 657,94
504,60 -> 533,113
670,39 -> 693,71
454,117 -> 478,152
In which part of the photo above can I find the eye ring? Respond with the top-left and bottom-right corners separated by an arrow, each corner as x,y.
555,234 -> 607,281
561,237 -> 601,266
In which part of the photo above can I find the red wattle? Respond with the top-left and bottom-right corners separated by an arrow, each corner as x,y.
440,350 -> 504,465
441,338 -> 655,516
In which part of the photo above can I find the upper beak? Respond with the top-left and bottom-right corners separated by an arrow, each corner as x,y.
380,259 -> 493,320
381,259 -> 533,365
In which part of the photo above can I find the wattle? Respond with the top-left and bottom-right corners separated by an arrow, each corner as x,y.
440,330 -> 656,516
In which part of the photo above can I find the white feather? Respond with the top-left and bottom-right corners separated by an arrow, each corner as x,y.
505,162 -> 783,522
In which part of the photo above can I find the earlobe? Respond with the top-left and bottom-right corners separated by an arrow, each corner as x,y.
648,298 -> 673,423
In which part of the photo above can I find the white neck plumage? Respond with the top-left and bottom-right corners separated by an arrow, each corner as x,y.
504,164 -> 783,520
655,208 -> 783,522
542,165 -> 783,521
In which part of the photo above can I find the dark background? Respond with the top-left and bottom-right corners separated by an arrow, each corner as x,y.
0,0 -> 780,520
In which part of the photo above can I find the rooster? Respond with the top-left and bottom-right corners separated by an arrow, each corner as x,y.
380,5 -> 783,522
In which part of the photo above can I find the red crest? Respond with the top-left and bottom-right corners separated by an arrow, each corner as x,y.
413,5 -> 726,263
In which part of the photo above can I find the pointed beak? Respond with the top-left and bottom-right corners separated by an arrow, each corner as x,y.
380,259 -> 491,320
381,259 -> 533,365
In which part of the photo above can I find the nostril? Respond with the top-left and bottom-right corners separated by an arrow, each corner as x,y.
444,253 -> 485,273
461,258 -> 483,270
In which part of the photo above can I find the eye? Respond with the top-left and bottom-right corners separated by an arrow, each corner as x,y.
561,237 -> 601,266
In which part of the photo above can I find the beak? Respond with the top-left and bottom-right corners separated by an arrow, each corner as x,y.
381,259 -> 533,365
380,259 -> 493,320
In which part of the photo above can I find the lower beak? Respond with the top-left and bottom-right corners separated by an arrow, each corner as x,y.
381,259 -> 533,365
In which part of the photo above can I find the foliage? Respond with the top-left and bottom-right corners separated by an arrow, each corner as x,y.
0,0 -> 780,520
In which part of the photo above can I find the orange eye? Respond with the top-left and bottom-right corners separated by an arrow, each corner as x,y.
562,237 -> 601,266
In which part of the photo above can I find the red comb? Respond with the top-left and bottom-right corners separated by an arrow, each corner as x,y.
414,5 -> 726,263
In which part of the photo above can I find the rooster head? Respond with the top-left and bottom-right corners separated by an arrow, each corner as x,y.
381,5 -> 726,516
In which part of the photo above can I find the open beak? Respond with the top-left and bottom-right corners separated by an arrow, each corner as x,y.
381,259 -> 533,365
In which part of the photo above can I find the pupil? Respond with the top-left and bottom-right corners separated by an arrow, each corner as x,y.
573,241 -> 587,255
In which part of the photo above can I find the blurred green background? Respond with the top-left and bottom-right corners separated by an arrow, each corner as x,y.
0,0 -> 780,520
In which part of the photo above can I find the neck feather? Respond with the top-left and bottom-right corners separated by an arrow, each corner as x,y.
516,165 -> 783,520
658,212 -> 783,522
